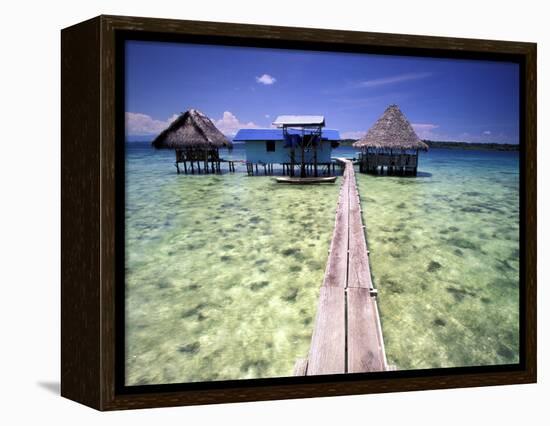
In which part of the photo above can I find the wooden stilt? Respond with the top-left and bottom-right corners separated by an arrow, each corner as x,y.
314,147 -> 318,178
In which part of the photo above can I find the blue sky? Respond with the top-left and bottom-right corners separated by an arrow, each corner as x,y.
125,40 -> 520,143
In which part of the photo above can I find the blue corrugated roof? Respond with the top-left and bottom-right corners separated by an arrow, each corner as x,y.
233,128 -> 340,141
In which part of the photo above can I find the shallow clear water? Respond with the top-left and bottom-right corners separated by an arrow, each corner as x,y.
355,148 -> 520,370
125,143 -> 519,384
125,143 -> 340,385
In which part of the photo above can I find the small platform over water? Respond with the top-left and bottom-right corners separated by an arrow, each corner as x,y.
296,159 -> 388,375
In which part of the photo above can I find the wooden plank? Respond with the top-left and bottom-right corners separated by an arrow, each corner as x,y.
347,170 -> 373,289
346,164 -> 386,371
347,287 -> 387,373
293,358 -> 308,376
321,163 -> 349,288
307,286 -> 346,375
309,159 -> 386,375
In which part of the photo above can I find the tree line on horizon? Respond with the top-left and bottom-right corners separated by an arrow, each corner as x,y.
338,139 -> 519,151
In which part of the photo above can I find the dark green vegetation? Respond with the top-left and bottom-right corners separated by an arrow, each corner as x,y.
338,138 -> 520,152
338,139 -> 360,147
424,140 -> 519,151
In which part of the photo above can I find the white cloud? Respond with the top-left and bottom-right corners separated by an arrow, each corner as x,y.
214,111 -> 259,136
409,127 -> 517,144
412,123 -> 440,139
464,131 -> 516,144
256,74 -> 277,85
340,124 -> 441,142
412,123 -> 439,131
126,110 -> 260,138
358,72 -> 432,88
340,130 -> 366,140
265,114 -> 270,118
125,112 -> 178,136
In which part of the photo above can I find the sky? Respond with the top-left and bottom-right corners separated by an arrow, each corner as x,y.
125,40 -> 520,144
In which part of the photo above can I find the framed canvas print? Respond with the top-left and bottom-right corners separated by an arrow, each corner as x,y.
61,15 -> 536,410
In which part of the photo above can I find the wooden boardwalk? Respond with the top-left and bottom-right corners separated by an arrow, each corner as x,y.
297,159 -> 388,375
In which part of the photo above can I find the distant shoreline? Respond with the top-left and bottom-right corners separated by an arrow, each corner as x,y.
128,138 -> 520,152
423,140 -> 519,151
338,139 -> 519,151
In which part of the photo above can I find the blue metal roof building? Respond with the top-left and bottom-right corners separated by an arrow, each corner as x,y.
234,128 -> 340,141
234,128 -> 341,165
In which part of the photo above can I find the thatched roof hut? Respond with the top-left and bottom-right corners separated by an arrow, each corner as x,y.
353,104 -> 428,151
354,105 -> 428,176
152,108 -> 232,150
152,109 -> 232,174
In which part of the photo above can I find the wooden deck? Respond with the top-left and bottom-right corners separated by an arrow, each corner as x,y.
297,159 -> 388,376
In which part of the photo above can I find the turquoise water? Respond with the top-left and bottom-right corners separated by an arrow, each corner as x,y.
356,148 -> 520,370
125,143 -> 519,384
125,143 -> 340,385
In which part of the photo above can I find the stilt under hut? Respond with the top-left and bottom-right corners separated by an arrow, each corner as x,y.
353,105 -> 428,176
272,115 -> 327,179
151,108 -> 233,174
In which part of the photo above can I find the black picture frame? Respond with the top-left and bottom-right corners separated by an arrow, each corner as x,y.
61,15 -> 537,411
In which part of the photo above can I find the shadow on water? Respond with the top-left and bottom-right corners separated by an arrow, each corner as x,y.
416,171 -> 433,178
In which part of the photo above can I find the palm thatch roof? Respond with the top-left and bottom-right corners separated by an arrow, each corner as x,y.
152,109 -> 231,149
353,105 -> 428,151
